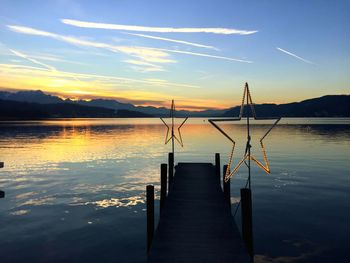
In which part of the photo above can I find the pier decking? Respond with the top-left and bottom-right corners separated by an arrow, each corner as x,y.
147,162 -> 251,263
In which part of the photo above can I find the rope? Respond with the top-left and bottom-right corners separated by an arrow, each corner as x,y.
232,176 -> 250,218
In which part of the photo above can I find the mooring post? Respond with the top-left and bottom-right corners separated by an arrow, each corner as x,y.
168,152 -> 174,189
223,165 -> 231,207
146,185 -> 155,254
215,153 -> 220,180
160,163 -> 167,212
241,188 -> 254,261
0,162 -> 4,198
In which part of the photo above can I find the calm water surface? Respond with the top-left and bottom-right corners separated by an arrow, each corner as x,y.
0,118 -> 350,262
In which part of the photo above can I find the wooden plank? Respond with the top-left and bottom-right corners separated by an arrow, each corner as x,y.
148,162 -> 251,263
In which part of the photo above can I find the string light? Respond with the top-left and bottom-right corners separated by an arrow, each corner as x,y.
160,100 -> 188,151
209,83 -> 280,183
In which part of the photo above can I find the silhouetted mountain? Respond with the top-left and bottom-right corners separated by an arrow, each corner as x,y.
0,89 -> 221,117
1,89 -> 349,118
0,90 -> 63,104
223,95 -> 350,117
0,99 -> 152,120
76,99 -> 136,111
116,109 -> 152,118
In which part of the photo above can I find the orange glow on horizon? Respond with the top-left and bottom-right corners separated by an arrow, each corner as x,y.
0,63 -> 305,111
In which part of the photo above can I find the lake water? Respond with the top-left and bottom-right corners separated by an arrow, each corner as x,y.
0,118 -> 350,262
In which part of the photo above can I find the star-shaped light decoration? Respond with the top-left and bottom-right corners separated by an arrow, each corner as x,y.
209,82 -> 280,186
160,100 -> 188,153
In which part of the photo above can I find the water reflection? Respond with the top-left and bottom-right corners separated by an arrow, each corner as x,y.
0,118 -> 349,262
82,196 -> 145,209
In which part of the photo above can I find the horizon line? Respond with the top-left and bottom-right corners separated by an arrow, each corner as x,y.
0,87 -> 347,112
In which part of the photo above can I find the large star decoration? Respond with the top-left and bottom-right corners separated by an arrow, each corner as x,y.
209,82 -> 281,183
160,100 -> 188,148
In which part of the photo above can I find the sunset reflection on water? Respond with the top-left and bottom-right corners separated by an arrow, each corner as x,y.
0,118 -> 350,262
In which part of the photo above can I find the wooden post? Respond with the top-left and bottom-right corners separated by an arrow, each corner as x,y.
241,188 -> 254,261
0,162 -> 4,198
215,153 -> 220,180
168,152 -> 174,189
160,163 -> 167,212
147,185 -> 154,253
223,165 -> 231,206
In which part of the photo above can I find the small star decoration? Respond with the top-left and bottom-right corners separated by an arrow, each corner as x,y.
209,83 -> 280,182
160,100 -> 188,148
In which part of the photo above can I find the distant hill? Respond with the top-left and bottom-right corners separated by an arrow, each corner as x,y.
0,89 -> 223,117
223,95 -> 350,117
0,90 -> 62,104
0,89 -> 349,118
0,99 -> 152,120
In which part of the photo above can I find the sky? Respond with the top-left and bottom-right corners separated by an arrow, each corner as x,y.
0,0 -> 349,110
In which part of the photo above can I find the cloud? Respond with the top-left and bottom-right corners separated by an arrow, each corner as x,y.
7,25 -> 171,65
7,25 -> 253,64
158,48 -> 252,63
124,59 -> 165,72
9,49 -> 56,71
129,66 -> 165,73
0,63 -> 199,89
62,19 -> 258,35
124,59 -> 161,68
124,32 -> 219,50
276,47 -> 313,64
0,63 -> 212,110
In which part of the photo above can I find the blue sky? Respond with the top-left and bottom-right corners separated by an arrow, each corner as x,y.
0,0 -> 349,109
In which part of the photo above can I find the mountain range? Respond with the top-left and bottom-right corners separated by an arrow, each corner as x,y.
0,89 -> 349,120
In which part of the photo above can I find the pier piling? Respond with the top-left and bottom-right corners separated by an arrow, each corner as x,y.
146,185 -> 155,253
223,165 -> 231,207
0,162 -> 4,198
215,153 -> 220,179
168,152 -> 174,188
160,163 -> 167,212
240,188 -> 254,261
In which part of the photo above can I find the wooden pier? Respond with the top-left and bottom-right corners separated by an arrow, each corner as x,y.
147,156 -> 251,262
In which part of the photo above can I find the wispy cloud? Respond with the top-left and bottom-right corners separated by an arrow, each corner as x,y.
125,59 -> 165,72
9,49 -> 56,71
124,59 -> 162,68
7,25 -> 172,65
0,63 -> 199,89
124,32 -> 219,50
276,47 -> 313,64
61,19 -> 258,35
158,48 -> 252,63
7,25 -> 252,64
27,53 -> 87,65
